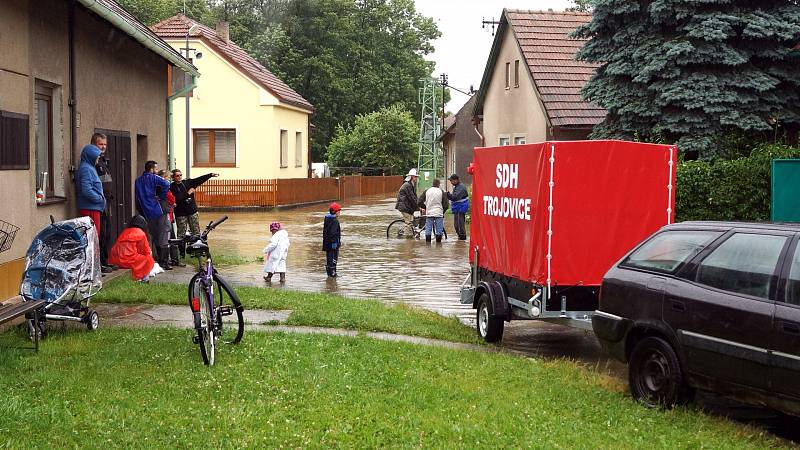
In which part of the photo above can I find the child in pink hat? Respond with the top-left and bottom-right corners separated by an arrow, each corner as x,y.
263,221 -> 290,283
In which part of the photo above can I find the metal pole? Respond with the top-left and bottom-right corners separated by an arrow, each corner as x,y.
185,31 -> 191,178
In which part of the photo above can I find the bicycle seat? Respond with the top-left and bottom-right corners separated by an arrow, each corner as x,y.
186,239 -> 209,257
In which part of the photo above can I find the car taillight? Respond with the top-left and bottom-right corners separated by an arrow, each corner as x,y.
191,297 -> 200,312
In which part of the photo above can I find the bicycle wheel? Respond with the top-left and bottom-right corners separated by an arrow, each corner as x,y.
189,274 -> 215,365
386,219 -> 407,238
213,274 -> 244,344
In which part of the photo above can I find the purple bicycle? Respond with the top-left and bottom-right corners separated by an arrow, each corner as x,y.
173,216 -> 244,365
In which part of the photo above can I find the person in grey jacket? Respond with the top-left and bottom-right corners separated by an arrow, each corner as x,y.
395,168 -> 419,238
418,178 -> 449,243
447,174 -> 469,240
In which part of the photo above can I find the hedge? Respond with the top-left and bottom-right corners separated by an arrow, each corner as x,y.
676,144 -> 800,222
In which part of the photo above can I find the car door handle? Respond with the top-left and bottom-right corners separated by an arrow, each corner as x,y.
670,301 -> 686,312
782,322 -> 800,335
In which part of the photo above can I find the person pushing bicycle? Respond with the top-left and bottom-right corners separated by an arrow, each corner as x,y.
395,168 -> 419,238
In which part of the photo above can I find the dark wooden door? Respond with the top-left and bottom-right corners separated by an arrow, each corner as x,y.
96,129 -> 132,246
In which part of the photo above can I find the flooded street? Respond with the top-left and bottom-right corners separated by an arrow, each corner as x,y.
194,194 -> 475,321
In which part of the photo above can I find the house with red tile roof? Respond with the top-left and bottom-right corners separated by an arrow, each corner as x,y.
152,15 -> 314,179
473,9 -> 605,146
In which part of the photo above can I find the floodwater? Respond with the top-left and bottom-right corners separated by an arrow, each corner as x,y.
194,194 -> 475,321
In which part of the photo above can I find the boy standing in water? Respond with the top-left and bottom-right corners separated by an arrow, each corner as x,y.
322,202 -> 342,277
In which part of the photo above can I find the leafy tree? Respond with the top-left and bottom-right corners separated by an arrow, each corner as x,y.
119,0 -> 441,162
326,105 -> 418,174
567,0 -> 593,12
259,0 -> 440,160
575,0 -> 800,158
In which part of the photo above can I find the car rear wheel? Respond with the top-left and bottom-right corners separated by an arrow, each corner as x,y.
476,294 -> 504,343
629,336 -> 692,408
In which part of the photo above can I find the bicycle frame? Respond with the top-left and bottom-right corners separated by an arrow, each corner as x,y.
200,255 -> 216,331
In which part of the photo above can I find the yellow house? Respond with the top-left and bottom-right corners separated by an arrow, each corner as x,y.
152,15 -> 314,179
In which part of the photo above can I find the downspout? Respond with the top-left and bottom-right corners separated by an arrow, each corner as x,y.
167,73 -> 197,171
68,0 -> 77,172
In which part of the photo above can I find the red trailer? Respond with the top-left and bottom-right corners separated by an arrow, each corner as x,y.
461,140 -> 677,342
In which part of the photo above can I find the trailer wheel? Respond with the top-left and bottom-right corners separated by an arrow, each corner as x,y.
476,294 -> 504,343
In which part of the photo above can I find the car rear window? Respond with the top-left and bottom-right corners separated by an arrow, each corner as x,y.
621,230 -> 723,274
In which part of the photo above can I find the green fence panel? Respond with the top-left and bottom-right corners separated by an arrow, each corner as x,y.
771,159 -> 800,222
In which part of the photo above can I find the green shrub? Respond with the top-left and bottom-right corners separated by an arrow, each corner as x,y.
676,144 -> 800,222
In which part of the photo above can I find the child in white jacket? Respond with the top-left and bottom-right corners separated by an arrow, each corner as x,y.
263,221 -> 290,283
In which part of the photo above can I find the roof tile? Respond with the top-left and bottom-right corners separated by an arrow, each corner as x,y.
505,10 -> 605,128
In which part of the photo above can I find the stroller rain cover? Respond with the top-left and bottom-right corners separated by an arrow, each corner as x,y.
20,217 -> 102,304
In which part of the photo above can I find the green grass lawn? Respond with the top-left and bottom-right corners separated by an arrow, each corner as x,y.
94,276 -> 480,344
0,327 -> 785,449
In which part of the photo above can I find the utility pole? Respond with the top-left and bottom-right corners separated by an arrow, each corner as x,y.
440,73 -> 448,132
482,17 -> 501,36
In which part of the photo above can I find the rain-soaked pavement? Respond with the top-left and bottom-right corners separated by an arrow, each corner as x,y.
150,194 -> 800,442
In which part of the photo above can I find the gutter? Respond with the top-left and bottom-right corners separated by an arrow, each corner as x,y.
167,75 -> 198,170
75,0 -> 199,77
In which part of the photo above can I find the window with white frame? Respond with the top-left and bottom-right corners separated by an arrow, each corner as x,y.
280,130 -> 288,168
295,132 -> 303,167
499,136 -> 510,146
514,136 -> 526,145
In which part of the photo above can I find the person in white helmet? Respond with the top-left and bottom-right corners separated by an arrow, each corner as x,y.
395,168 -> 419,238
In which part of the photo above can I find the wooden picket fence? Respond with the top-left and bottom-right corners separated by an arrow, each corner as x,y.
194,179 -> 277,207
195,175 -> 402,208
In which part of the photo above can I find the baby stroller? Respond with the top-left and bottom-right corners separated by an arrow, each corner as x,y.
20,216 -> 102,338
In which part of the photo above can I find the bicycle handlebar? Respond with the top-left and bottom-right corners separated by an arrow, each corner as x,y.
208,215 -> 228,231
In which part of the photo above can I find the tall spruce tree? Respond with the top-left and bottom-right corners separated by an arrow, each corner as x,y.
575,1 -> 800,158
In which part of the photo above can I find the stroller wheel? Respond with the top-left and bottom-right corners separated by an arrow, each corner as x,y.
86,310 -> 100,331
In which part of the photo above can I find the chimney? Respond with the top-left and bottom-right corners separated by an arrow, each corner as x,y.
216,21 -> 230,43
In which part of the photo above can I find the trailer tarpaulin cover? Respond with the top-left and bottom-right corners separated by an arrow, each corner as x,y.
470,140 -> 676,287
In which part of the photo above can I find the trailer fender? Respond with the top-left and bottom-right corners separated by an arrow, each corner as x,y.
474,281 -> 510,320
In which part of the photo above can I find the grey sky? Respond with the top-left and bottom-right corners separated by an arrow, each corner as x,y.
413,0 -> 575,113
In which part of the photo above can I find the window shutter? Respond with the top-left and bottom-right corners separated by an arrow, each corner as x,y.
194,130 -> 210,164
0,110 -> 30,170
215,130 -> 236,164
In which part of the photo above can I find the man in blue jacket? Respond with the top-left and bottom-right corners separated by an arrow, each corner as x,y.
75,144 -> 106,239
447,174 -> 469,240
134,160 -> 172,270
